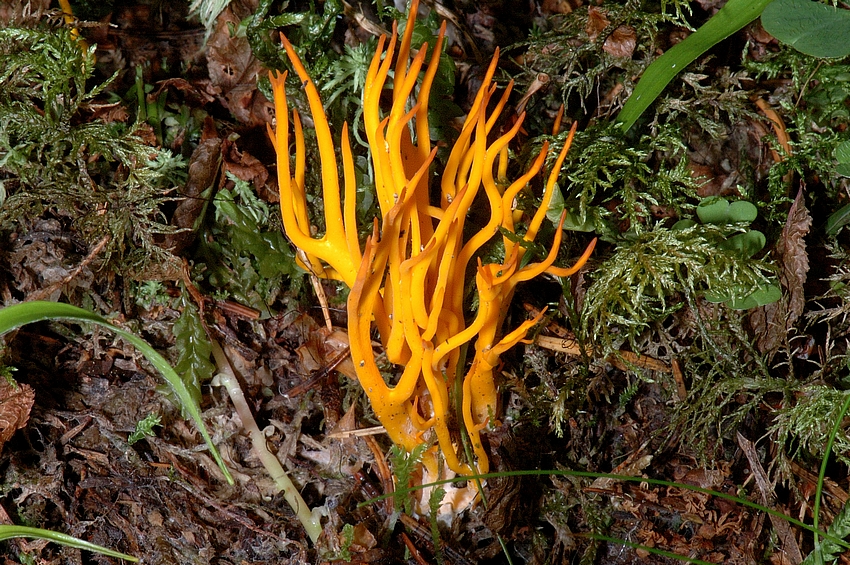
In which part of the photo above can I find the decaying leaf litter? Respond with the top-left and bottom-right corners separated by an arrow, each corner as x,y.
1,0 -> 850,563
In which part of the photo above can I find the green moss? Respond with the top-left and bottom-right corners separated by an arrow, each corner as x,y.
0,27 -> 184,275
580,223 -> 776,351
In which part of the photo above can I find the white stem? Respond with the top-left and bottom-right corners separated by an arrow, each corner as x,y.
210,340 -> 322,543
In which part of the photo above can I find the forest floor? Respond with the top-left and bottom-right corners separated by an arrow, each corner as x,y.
2,0 -> 850,564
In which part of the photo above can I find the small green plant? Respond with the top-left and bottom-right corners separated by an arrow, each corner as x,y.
673,196 -> 780,309
128,412 -> 162,445
193,173 -> 300,317
334,523 -> 356,562
803,498 -> 850,565
389,443 -> 428,516
427,486 -> 446,565
0,362 -> 16,384
132,280 -> 170,310
170,292 -> 217,408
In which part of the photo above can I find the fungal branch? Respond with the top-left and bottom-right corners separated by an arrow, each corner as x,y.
267,0 -> 596,476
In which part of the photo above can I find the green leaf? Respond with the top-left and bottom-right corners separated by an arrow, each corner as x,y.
617,0 -> 773,132
545,184 -> 565,225
562,209 -> 597,232
827,202 -> 850,235
728,201 -> 759,224
696,197 -> 757,225
705,283 -> 781,309
697,197 -> 733,224
720,230 -> 766,258
762,0 -> 850,59
835,140 -> 850,177
0,525 -> 138,561
728,284 -> 782,309
672,219 -> 698,230
173,292 -> 216,406
0,301 -> 234,485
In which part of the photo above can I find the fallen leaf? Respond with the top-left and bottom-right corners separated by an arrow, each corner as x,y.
206,5 -> 271,126
778,187 -> 812,322
541,0 -> 582,16
604,25 -> 637,58
166,136 -> 222,253
751,187 -> 811,355
222,138 -> 268,189
0,379 -> 35,456
586,7 -> 609,41
207,7 -> 261,91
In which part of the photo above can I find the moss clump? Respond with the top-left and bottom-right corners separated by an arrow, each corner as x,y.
0,27 -> 185,277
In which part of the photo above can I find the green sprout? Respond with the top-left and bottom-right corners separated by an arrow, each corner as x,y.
128,413 -> 162,445
674,196 -> 781,309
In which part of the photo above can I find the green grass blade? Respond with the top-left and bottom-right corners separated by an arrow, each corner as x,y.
0,301 -> 234,485
0,524 -> 139,561
616,0 -> 774,132
812,391 -> 850,563
826,202 -> 850,236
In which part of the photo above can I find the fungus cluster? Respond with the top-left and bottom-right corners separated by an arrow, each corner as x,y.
267,0 -> 595,476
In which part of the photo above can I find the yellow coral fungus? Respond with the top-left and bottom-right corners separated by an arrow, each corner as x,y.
268,0 -> 595,476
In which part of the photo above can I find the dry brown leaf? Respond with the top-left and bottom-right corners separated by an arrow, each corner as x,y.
166,137 -> 222,253
207,7 -> 261,91
541,0 -> 582,16
222,138 -> 269,189
206,5 -> 271,126
82,102 -> 130,124
752,187 -> 811,355
604,25 -> 637,58
778,187 -> 811,322
0,379 -> 35,456
585,7 -> 609,41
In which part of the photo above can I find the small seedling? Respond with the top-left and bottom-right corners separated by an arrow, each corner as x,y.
674,196 -> 780,309
128,413 -> 162,445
